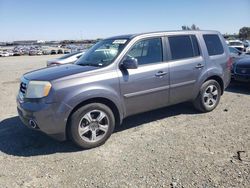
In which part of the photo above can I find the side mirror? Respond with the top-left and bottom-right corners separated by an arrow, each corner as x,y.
121,57 -> 138,69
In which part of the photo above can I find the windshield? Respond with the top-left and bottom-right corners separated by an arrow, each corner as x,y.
229,47 -> 240,54
76,39 -> 128,67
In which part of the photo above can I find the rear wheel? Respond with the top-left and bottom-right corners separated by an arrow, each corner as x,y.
69,103 -> 115,149
193,80 -> 221,112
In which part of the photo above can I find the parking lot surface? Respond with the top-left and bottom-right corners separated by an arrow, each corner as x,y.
0,55 -> 249,187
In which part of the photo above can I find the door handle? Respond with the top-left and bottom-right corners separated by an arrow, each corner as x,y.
155,71 -> 167,77
195,63 -> 204,69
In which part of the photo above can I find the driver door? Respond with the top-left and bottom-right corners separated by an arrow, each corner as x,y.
118,37 -> 170,116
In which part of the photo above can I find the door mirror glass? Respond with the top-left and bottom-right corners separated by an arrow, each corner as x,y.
121,56 -> 138,69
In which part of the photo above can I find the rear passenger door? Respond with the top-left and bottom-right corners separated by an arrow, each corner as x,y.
167,35 -> 205,104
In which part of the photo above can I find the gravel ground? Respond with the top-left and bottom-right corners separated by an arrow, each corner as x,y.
0,55 -> 249,188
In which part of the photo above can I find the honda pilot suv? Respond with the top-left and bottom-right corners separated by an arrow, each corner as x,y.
17,30 -> 231,149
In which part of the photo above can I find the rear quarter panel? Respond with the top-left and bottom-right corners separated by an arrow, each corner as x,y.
192,32 -> 230,98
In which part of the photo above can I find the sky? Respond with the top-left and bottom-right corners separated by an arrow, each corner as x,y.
0,0 -> 249,42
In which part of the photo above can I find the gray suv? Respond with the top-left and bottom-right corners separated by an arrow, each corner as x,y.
17,30 -> 231,149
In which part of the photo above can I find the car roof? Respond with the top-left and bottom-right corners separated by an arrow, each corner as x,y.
106,30 -> 221,40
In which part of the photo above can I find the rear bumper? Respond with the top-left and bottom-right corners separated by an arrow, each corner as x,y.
16,96 -> 72,141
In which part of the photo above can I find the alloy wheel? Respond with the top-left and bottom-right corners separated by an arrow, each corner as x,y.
78,110 -> 109,143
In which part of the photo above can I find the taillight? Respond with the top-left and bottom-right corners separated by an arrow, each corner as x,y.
227,57 -> 233,70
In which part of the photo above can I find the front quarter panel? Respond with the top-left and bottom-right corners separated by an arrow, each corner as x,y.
51,70 -> 124,122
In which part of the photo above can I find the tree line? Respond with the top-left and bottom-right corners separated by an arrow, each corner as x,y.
181,25 -> 250,40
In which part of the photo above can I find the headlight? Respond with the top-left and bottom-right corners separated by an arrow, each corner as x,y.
26,81 -> 52,98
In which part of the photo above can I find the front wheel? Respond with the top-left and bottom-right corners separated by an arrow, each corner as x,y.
193,80 -> 221,112
69,103 -> 115,149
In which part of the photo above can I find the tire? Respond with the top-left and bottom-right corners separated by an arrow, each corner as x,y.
69,103 -> 115,149
193,79 -> 221,113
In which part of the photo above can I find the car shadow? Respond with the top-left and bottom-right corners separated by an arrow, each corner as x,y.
0,117 -> 79,157
115,102 -> 196,133
0,103 -> 197,157
226,81 -> 250,95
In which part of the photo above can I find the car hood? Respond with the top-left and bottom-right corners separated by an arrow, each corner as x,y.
235,57 -> 250,68
24,64 -> 99,81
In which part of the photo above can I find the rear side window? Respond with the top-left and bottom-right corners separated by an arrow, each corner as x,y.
203,34 -> 224,56
168,35 -> 200,60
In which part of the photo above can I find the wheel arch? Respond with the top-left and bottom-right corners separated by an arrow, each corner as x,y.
66,97 -> 122,139
204,75 -> 224,95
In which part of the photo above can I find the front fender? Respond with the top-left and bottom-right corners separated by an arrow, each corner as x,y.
61,85 -> 124,123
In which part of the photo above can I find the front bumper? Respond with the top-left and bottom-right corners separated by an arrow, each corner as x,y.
232,73 -> 250,82
16,96 -> 72,141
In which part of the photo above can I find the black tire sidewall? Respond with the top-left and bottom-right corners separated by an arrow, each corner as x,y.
70,103 -> 115,149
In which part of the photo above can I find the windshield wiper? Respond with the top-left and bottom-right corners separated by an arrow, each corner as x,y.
78,63 -> 101,67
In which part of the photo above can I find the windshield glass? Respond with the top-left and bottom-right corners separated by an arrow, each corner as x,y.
76,39 -> 128,67
229,47 -> 239,54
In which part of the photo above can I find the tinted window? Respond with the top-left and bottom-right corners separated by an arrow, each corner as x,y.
169,35 -> 199,60
203,34 -> 224,56
127,38 -> 163,65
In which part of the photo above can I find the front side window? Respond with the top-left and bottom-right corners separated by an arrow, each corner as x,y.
76,39 -> 128,67
203,34 -> 224,56
169,35 -> 200,60
126,38 -> 163,65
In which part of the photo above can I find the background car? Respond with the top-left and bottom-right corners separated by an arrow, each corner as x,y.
246,47 -> 250,54
50,50 -> 57,55
29,50 -> 37,56
0,51 -> 10,57
57,49 -> 64,54
244,40 -> 250,54
229,46 -> 250,60
42,50 -> 51,55
232,57 -> 250,82
228,40 -> 245,51
13,51 -> 21,56
47,50 -> 86,66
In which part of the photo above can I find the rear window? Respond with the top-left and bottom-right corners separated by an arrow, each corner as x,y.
168,35 -> 200,60
203,34 -> 224,56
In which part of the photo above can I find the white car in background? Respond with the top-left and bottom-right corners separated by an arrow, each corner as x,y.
0,51 -> 10,57
228,40 -> 245,52
47,50 -> 86,66
246,47 -> 250,54
243,40 -> 250,54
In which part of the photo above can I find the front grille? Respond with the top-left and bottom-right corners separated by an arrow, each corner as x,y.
235,67 -> 250,75
19,77 -> 29,99
20,82 -> 27,94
